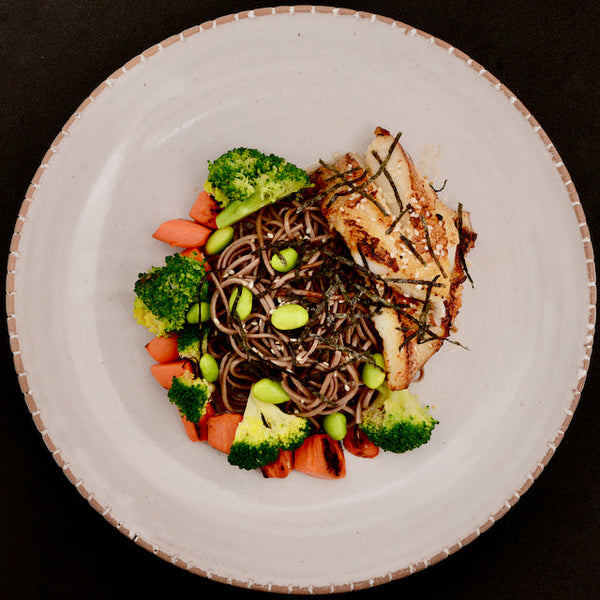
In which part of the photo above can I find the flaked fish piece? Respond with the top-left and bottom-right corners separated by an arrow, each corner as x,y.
311,128 -> 476,390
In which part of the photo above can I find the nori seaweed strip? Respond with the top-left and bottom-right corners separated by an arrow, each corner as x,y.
302,167 -> 370,211
385,206 -> 411,235
363,130 -> 403,184
457,202 -> 474,287
297,297 -> 329,342
396,327 -> 420,354
333,274 -> 362,326
419,213 -> 447,278
304,332 -> 373,363
322,165 -> 363,183
318,159 -> 389,216
430,179 -> 447,193
315,131 -> 403,216
416,275 -> 438,343
398,232 -> 427,266
370,149 -> 403,211
320,247 -> 440,294
351,282 -> 413,311
385,215 -> 401,235
356,243 -> 390,299
323,169 -> 370,210
384,277 -> 445,288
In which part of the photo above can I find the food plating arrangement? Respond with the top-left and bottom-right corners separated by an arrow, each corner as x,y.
133,127 -> 477,479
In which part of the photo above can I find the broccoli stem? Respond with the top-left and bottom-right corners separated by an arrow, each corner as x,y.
215,195 -> 277,229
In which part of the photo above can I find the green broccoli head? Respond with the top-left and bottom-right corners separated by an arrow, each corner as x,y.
203,147 -> 311,228
133,253 -> 206,337
177,324 -> 202,362
359,385 -> 438,453
167,371 -> 212,423
228,391 -> 312,470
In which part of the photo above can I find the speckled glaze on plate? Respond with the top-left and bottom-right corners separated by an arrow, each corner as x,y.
6,6 -> 595,594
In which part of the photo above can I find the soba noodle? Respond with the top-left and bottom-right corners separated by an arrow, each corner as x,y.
205,197 -> 383,425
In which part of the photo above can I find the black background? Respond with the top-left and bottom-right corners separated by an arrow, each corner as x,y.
2,2 -> 599,599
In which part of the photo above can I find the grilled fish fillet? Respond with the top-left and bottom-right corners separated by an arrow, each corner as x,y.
311,127 -> 476,390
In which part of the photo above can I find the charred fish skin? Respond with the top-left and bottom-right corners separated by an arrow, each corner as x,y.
312,128 -> 476,390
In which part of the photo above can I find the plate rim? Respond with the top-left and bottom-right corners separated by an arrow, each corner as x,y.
5,5 -> 597,594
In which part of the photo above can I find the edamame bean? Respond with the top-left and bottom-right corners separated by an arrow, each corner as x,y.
199,353 -> 219,383
200,301 -> 211,323
229,286 -> 253,320
186,302 -> 200,324
252,378 -> 290,404
362,352 -> 386,389
205,226 -> 234,255
271,248 -> 298,273
270,303 -> 309,330
323,412 -> 347,441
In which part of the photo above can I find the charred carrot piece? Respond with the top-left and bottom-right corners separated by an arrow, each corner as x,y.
294,434 -> 346,479
145,334 -> 180,363
189,190 -> 220,229
207,412 -> 243,454
150,360 -> 193,389
152,219 -> 212,248
260,449 -> 294,479
343,426 -> 380,459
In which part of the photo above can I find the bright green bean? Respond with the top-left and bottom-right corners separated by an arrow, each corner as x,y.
271,248 -> 298,273
199,353 -> 219,383
229,286 -> 253,320
186,302 -> 200,324
200,301 -> 211,323
252,378 -> 290,404
362,352 -> 386,389
205,226 -> 234,255
322,412 -> 347,441
270,303 -> 309,330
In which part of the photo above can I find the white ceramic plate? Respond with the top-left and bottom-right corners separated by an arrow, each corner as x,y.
7,6 -> 595,594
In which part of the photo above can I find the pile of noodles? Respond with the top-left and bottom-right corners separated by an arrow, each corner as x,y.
205,197 -> 385,426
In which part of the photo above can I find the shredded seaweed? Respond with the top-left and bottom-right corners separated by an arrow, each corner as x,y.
318,159 -> 389,216
370,149 -> 403,211
430,179 -> 448,193
419,213 -> 447,278
398,232 -> 427,266
457,202 -> 474,287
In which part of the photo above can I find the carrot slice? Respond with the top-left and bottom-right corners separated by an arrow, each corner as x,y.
294,434 -> 346,479
179,402 -> 216,442
152,219 -> 212,248
343,426 -> 380,459
150,360 -> 193,389
207,412 -> 243,454
189,190 -> 220,229
181,415 -> 201,442
261,449 -> 295,479
195,402 -> 216,441
179,247 -> 211,269
145,334 -> 180,363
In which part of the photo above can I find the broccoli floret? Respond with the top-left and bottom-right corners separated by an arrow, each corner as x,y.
133,253 -> 206,337
359,385 -> 438,453
228,391 -> 312,470
177,324 -> 202,362
204,147 -> 311,228
167,371 -> 212,423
